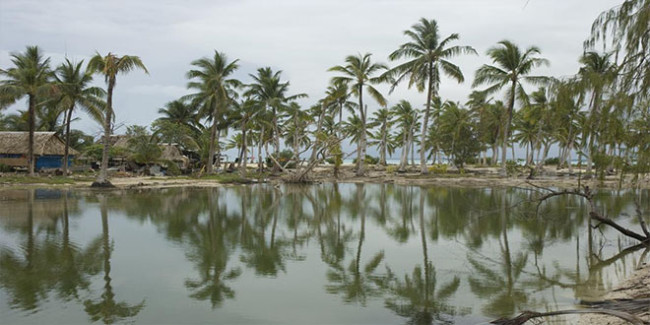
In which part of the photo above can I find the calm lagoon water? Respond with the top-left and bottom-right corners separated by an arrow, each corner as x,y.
0,184 -> 647,324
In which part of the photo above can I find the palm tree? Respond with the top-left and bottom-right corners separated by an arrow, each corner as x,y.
473,40 -> 549,175
245,67 -> 306,171
0,46 -> 53,175
329,53 -> 387,176
87,52 -> 148,186
385,18 -> 476,174
281,102 -> 312,167
54,59 -> 105,175
229,98 -> 262,172
392,100 -> 419,172
185,51 -> 240,174
576,52 -> 617,175
370,108 -> 394,166
156,99 -> 201,135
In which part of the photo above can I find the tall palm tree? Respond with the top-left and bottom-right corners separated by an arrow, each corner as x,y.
385,18 -> 476,174
185,51 -> 240,174
473,40 -> 549,175
329,53 -> 387,176
370,108 -> 394,166
54,59 -> 105,175
0,46 -> 53,175
576,51 -> 617,175
87,52 -> 148,186
392,100 -> 419,172
245,67 -> 306,171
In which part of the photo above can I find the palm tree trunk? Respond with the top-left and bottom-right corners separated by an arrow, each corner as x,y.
258,126 -> 265,171
356,86 -> 365,176
420,64 -> 434,174
97,78 -> 115,184
492,143 -> 498,166
206,117 -> 217,174
28,94 -> 36,176
239,127 -> 247,174
501,81 -> 517,176
399,130 -> 409,172
379,124 -> 387,166
272,106 -> 281,173
63,105 -> 74,176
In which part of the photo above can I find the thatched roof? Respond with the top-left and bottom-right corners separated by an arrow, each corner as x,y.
161,144 -> 189,163
0,132 -> 79,156
109,135 -> 131,148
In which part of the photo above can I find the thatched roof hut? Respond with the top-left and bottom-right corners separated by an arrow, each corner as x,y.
0,132 -> 78,168
161,144 -> 190,169
0,132 -> 78,156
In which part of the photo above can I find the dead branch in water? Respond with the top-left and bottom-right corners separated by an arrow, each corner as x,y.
528,182 -> 650,245
490,308 -> 649,325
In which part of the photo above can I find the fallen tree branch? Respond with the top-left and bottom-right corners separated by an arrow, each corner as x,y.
490,308 -> 649,325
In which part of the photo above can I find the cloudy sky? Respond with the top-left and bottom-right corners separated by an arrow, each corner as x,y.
1,0 -> 620,144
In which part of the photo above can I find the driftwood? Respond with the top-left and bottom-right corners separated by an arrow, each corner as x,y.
490,308 -> 649,325
529,182 -> 650,244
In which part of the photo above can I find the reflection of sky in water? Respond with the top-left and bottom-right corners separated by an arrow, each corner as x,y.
0,185 -> 646,324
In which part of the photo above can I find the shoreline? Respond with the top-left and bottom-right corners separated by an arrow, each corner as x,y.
1,164 -> 648,190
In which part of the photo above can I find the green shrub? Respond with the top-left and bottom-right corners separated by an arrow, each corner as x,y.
352,155 -> 379,165
428,164 -> 448,174
165,163 -> 181,176
386,165 -> 397,173
506,160 -> 521,176
544,157 -> 560,165
0,163 -> 12,172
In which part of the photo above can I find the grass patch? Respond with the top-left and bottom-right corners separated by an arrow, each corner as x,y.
0,175 -> 80,185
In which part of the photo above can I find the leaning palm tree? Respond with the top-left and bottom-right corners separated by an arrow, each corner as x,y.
329,53 -> 387,176
392,100 -> 419,172
54,59 -> 105,175
473,40 -> 549,175
87,52 -> 148,186
185,51 -> 240,174
385,18 -> 476,174
0,46 -> 53,175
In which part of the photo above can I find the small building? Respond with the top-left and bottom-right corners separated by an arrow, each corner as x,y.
0,132 -> 78,170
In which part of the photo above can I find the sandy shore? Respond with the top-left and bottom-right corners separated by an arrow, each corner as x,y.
1,164 -> 649,190
578,263 -> 650,325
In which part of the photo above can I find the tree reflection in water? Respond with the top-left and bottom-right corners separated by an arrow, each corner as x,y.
83,195 -> 144,324
0,185 -> 646,324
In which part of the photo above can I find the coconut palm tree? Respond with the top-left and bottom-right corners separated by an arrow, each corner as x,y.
245,67 -> 306,171
329,53 -> 387,176
87,52 -> 148,186
54,59 -> 105,175
185,51 -> 240,174
0,46 -> 53,175
370,108 -> 394,166
156,99 -> 202,135
576,51 -> 617,175
281,102 -> 312,167
391,100 -> 419,172
385,18 -> 476,174
473,40 -> 549,175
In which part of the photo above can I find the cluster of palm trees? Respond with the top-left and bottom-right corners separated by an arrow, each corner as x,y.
2,14 -> 649,181
0,47 -> 147,185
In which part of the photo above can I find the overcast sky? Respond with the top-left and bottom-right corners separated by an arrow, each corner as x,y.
1,0 -> 621,149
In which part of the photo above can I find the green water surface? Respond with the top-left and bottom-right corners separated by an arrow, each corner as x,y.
0,184 -> 647,324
